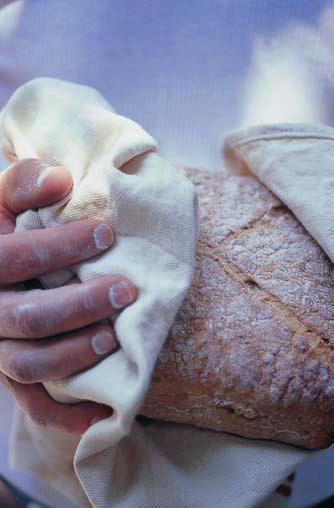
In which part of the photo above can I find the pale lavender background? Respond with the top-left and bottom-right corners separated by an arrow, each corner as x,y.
0,0 -> 329,169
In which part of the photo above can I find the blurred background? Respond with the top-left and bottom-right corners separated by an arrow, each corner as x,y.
0,1 -> 333,507
0,0 -> 333,170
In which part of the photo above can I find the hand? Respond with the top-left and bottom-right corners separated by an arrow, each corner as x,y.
0,159 -> 136,434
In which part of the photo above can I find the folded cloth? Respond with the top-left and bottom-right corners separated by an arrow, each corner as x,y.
0,78 -> 199,507
224,123 -> 334,265
0,80 -> 319,508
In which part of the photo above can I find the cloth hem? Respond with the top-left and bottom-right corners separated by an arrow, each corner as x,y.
224,122 -> 334,150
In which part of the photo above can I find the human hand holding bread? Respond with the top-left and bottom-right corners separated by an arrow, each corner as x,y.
1,78 -> 333,460
0,158 -> 136,434
3,158 -> 333,450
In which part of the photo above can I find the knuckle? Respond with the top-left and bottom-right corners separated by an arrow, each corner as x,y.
7,351 -> 36,383
0,300 -> 41,338
14,301 -> 44,338
15,158 -> 44,180
21,386 -> 50,427
17,315 -> 38,338
28,408 -> 48,428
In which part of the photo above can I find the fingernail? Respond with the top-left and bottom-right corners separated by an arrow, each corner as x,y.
91,330 -> 117,355
109,280 -> 135,309
93,224 -> 114,250
36,165 -> 57,187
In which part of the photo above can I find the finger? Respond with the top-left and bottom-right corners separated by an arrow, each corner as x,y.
0,322 -> 118,383
0,373 -> 111,434
0,275 -> 136,339
0,159 -> 72,227
0,219 -> 114,285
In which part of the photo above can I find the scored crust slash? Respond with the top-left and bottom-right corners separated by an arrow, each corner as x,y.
142,167 -> 334,450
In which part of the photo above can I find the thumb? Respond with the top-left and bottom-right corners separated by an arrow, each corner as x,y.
0,158 -> 72,233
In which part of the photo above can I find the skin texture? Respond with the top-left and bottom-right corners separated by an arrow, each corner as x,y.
0,158 -> 136,435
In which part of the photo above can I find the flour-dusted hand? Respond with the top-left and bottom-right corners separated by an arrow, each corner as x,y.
0,78 -> 198,506
0,158 -> 136,434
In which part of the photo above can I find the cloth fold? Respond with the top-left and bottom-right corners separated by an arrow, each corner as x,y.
2,80 -> 331,508
224,123 -> 334,265
0,78 -> 199,507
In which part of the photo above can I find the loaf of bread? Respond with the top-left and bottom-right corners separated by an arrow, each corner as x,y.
141,168 -> 334,450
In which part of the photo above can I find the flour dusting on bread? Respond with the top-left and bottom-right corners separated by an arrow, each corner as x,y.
142,168 -> 334,450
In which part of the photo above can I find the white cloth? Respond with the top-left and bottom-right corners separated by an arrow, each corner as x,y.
0,77 -> 198,507
224,123 -> 334,264
0,3 -> 332,507
3,80 -> 327,508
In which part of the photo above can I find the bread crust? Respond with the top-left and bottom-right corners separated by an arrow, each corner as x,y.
141,168 -> 334,450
